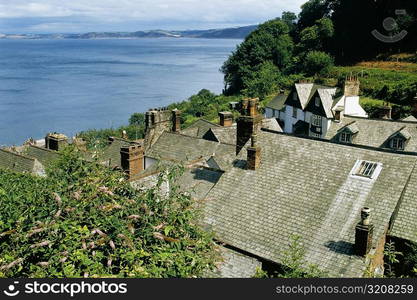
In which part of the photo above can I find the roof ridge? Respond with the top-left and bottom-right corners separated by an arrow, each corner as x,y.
260,128 -> 417,157
0,148 -> 36,161
342,115 -> 417,124
168,131 -> 235,147
28,145 -> 59,153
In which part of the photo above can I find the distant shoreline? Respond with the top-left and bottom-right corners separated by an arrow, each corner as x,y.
0,25 -> 257,40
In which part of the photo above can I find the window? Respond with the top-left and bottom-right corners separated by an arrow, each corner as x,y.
355,161 -> 378,178
340,132 -> 352,143
292,107 -> 297,119
391,138 -> 404,150
310,132 -> 321,138
311,115 -> 322,127
293,93 -> 297,101
315,97 -> 320,107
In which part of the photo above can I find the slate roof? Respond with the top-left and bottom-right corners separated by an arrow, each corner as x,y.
317,88 -> 337,118
205,246 -> 261,278
181,119 -> 220,139
22,145 -> 60,168
266,93 -> 287,110
202,131 -> 417,277
285,83 -> 337,111
146,132 -> 235,164
204,126 -> 237,145
99,137 -> 140,168
176,167 -> 223,201
390,165 -> 417,243
401,115 -> 417,122
0,148 -> 36,173
325,116 -> 417,152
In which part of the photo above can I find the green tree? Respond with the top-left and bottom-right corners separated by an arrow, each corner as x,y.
303,50 -> 334,76
221,19 -> 294,94
298,17 -> 334,53
243,61 -> 281,100
129,113 -> 145,126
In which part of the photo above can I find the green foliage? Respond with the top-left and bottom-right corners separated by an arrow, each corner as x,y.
298,17 -> 334,53
167,89 -> 242,127
384,242 -> 403,278
401,242 -> 417,277
79,125 -> 144,150
243,61 -> 281,100
221,18 -> 293,94
256,235 -> 325,278
0,147 -> 217,278
129,113 -> 145,126
331,66 -> 417,105
303,51 -> 334,76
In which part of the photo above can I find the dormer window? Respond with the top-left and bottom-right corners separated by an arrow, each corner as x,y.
315,97 -> 320,107
340,132 -> 352,143
391,138 -> 405,150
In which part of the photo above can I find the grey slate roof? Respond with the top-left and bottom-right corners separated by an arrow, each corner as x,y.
401,115 -> 417,122
202,131 -> 417,277
176,167 -> 223,201
317,88 -> 337,118
99,137 -> 140,168
22,145 -> 60,168
286,83 -> 337,112
390,166 -> 417,243
146,132 -> 235,164
181,119 -> 220,139
205,246 -> 261,278
204,125 -> 237,145
266,93 -> 287,110
326,116 -> 417,152
0,148 -> 36,173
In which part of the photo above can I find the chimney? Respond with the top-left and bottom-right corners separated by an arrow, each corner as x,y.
334,107 -> 343,122
344,76 -> 360,97
355,207 -> 374,256
120,145 -> 144,179
236,98 -> 262,154
247,134 -> 261,170
219,112 -> 233,127
378,103 -> 392,120
45,133 -> 68,151
172,109 -> 181,132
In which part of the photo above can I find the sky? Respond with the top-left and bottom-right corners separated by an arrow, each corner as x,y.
0,0 -> 306,34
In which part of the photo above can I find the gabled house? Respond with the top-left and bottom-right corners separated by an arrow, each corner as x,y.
266,77 -> 368,138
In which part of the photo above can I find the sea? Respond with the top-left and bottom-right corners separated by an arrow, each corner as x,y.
0,38 -> 241,146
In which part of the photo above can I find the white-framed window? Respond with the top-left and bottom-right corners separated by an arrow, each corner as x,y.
391,138 -> 404,150
340,132 -> 352,143
292,107 -> 297,119
311,115 -> 322,127
355,161 -> 378,178
315,97 -> 320,107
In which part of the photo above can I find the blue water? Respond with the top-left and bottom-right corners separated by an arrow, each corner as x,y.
0,38 -> 240,146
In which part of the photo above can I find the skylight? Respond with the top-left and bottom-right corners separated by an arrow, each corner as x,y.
355,161 -> 378,178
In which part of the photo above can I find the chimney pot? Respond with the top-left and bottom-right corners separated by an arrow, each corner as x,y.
355,207 -> 374,256
120,144 -> 144,179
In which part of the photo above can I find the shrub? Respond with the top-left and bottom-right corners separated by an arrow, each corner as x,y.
303,51 -> 334,76
0,147 -> 217,278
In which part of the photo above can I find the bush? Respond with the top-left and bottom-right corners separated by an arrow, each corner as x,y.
0,147 -> 217,278
303,51 -> 334,76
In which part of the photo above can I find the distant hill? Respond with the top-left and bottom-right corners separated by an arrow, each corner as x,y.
0,25 -> 257,40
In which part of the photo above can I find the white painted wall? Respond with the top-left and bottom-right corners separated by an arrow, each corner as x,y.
284,105 -> 306,133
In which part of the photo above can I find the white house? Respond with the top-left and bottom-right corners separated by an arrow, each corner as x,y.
265,77 -> 368,139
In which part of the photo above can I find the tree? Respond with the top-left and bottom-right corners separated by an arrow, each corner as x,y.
222,19 -> 294,94
129,113 -> 145,126
303,51 -> 334,76
297,0 -> 331,30
243,61 -> 281,100
298,17 -> 334,53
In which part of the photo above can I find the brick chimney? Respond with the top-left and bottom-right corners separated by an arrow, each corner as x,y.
236,98 -> 262,154
172,109 -> 181,132
45,133 -> 68,151
219,112 -> 233,127
120,145 -> 144,179
344,76 -> 360,97
378,103 -> 392,120
247,134 -> 261,170
334,107 -> 344,122
355,207 -> 374,256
